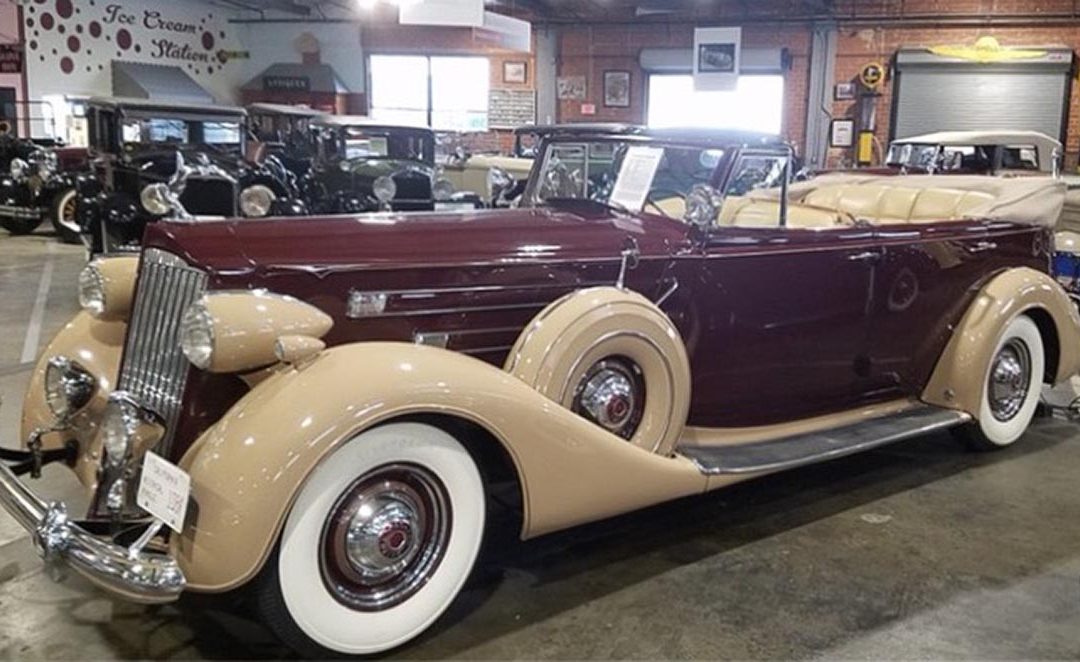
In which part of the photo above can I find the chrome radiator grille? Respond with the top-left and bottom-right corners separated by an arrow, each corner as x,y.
117,248 -> 207,451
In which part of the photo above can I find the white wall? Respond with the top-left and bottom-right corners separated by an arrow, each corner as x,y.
24,0 -> 247,104
233,21 -> 366,93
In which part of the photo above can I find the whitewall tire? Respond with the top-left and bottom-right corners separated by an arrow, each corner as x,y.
955,315 -> 1044,451
257,422 -> 486,656
50,188 -> 81,244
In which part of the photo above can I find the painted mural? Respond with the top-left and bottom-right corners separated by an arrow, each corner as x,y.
24,0 -> 246,103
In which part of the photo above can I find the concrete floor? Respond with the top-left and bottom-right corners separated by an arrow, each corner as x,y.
2,229 -> 1080,659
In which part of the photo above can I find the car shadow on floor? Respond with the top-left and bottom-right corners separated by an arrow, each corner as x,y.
153,419 -> 1077,659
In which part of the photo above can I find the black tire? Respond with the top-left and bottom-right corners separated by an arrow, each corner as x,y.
49,188 -> 82,244
0,214 -> 44,236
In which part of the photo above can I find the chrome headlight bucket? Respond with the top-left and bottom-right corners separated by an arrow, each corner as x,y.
78,263 -> 106,317
102,395 -> 141,467
179,299 -> 215,371
373,176 -> 397,204
9,157 -> 29,182
239,184 -> 276,218
433,177 -> 455,202
683,184 -> 722,230
140,183 -> 173,216
44,357 -> 96,422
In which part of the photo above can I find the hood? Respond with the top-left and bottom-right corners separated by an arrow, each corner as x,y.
125,147 -> 247,181
337,158 -> 433,178
143,205 -> 690,279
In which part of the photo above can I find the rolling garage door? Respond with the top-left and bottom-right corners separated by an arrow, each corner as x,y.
892,48 -> 1074,141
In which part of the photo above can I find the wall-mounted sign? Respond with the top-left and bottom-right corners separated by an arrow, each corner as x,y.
859,62 -> 885,90
834,81 -> 856,101
929,36 -> 1046,63
0,45 -> 23,74
580,103 -> 596,116
557,75 -> 586,101
694,27 -> 741,92
264,75 -> 311,92
830,119 -> 855,148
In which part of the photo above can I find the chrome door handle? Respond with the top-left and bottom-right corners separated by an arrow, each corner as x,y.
848,251 -> 880,262
968,241 -> 998,253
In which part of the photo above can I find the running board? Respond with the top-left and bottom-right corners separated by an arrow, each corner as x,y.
680,405 -> 970,476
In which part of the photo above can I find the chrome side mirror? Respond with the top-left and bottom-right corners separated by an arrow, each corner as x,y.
683,184 -> 723,230
1053,147 -> 1064,179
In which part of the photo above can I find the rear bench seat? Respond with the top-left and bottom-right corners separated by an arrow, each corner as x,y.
716,183 -> 997,229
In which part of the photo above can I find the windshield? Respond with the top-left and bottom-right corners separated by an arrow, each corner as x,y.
333,126 -> 433,163
526,138 -> 733,217
886,142 -> 998,172
120,116 -> 243,154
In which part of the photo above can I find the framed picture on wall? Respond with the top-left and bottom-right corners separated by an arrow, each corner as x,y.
830,119 -> 855,148
503,61 -> 528,84
604,70 -> 631,108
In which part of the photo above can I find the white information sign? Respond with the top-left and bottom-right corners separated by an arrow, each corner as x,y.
609,146 -> 665,213
137,452 -> 192,533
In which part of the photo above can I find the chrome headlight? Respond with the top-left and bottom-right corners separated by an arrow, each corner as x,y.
101,396 -> 139,467
32,151 -> 57,180
487,166 -> 513,198
240,184 -> 276,218
373,176 -> 397,204
179,299 -> 215,370
140,183 -> 173,216
44,357 -> 96,421
683,184 -> 721,229
78,263 -> 106,317
9,157 -> 28,181
433,177 -> 454,202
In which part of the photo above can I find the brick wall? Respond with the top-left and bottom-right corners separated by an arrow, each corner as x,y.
830,25 -> 1080,167
556,24 -> 812,156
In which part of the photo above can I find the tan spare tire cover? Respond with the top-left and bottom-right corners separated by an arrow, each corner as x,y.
505,287 -> 691,456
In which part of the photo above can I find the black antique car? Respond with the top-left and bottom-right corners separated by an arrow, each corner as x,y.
306,116 -> 480,214
246,103 -> 326,177
0,133 -> 88,242
76,97 -> 307,255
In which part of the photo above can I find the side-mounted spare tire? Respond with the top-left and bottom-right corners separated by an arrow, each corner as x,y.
505,286 -> 691,456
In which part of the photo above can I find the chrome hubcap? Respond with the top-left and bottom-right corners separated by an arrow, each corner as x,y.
320,463 -> 451,611
573,358 -> 645,440
988,339 -> 1031,422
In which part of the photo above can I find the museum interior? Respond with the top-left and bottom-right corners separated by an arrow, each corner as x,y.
3,0 -> 1080,658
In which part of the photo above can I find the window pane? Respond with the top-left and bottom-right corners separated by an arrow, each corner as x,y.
431,56 -> 489,131
647,74 -> 784,134
370,55 -> 429,114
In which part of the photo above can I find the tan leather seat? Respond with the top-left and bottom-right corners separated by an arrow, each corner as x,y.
802,184 -> 995,225
718,198 -> 848,229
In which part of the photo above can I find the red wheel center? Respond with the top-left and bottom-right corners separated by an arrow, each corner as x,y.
378,524 -> 411,559
606,395 -> 630,422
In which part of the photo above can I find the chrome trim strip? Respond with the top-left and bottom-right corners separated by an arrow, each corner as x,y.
0,458 -> 184,603
356,281 -> 611,299
0,204 -> 44,220
366,301 -> 550,319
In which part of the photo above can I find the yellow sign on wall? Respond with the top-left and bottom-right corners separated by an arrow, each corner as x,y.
859,62 -> 885,90
929,36 -> 1046,63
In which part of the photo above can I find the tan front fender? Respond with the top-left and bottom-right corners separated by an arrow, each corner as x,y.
21,312 -> 126,486
173,342 -> 707,593
923,267 -> 1080,417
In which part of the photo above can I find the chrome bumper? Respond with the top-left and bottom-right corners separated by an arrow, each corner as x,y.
0,204 -> 43,220
0,457 -> 185,603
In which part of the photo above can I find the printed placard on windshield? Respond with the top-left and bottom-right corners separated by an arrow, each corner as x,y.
609,146 -> 665,213
137,452 -> 192,533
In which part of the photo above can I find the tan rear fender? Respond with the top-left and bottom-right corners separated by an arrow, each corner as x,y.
923,267 -> 1080,417
173,342 -> 707,593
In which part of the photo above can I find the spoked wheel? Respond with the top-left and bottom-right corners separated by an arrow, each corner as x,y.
255,422 -> 486,657
50,188 -> 82,244
953,315 -> 1044,451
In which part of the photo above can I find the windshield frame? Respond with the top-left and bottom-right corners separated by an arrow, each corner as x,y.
319,124 -> 436,165
521,134 -> 737,212
112,109 -> 247,156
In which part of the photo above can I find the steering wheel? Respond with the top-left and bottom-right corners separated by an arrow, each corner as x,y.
644,188 -> 686,218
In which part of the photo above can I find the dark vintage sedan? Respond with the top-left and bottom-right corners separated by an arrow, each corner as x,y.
75,97 -> 307,255
2,128 -> 1078,656
306,116 -> 480,213
0,133 -> 88,242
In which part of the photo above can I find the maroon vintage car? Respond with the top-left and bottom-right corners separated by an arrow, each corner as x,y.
3,128 -> 1079,656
